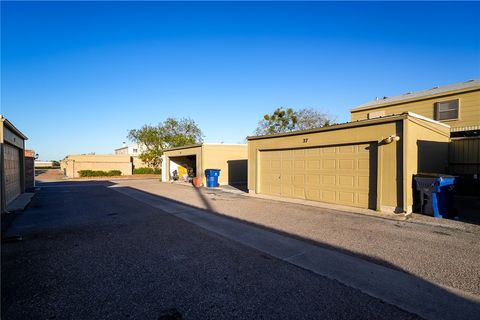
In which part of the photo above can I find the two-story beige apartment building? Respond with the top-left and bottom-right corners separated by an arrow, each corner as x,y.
351,80 -> 480,179
247,80 -> 479,214
350,80 -> 480,137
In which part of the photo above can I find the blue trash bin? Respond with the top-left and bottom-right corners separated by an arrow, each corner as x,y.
414,174 -> 456,218
205,169 -> 221,188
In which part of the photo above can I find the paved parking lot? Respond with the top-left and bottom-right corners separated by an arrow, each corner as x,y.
3,174 -> 480,319
111,179 -> 480,296
2,181 -> 420,320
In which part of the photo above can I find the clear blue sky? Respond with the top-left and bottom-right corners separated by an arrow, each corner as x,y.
2,1 -> 479,160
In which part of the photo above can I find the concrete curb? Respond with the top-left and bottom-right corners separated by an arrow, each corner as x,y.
6,193 -> 35,213
216,187 -> 477,232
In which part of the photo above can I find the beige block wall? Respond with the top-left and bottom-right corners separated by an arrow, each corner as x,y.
132,156 -> 154,169
202,145 -> 248,185
351,90 -> 480,131
62,154 -> 133,177
248,119 -> 402,212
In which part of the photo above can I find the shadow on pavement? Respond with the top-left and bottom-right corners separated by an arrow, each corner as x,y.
3,180 -> 480,320
106,185 -> 480,315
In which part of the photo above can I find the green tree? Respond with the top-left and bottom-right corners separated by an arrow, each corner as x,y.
255,107 -> 298,135
128,117 -> 203,167
255,107 -> 335,136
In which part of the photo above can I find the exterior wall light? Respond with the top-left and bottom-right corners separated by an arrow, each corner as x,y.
383,135 -> 401,144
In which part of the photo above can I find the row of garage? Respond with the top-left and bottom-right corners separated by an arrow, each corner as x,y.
163,113 -> 450,214
249,113 -> 450,214
1,112 -> 450,215
1,116 -> 29,213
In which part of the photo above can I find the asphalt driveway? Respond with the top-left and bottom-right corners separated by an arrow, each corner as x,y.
111,179 -> 480,296
2,181 -> 418,320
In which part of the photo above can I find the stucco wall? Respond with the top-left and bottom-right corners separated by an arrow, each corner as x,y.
403,118 -> 450,213
202,145 -> 248,185
62,154 -> 133,177
163,144 -> 248,185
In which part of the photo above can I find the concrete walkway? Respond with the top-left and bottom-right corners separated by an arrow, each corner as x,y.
111,185 -> 480,320
6,193 -> 35,212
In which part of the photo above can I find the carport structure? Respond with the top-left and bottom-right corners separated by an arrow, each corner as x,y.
247,112 -> 450,214
162,144 -> 248,187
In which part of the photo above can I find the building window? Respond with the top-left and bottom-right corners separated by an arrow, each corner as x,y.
434,99 -> 459,121
133,148 -> 138,153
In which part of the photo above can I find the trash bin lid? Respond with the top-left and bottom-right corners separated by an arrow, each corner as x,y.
415,173 -> 456,178
415,173 -> 455,186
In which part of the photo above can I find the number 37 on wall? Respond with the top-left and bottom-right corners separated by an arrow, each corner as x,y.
302,138 -> 309,143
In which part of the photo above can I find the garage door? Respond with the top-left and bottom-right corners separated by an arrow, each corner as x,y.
4,144 -> 21,205
259,143 -> 375,209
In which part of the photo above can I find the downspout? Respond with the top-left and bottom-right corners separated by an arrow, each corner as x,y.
20,140 -> 26,193
402,118 -> 409,213
256,148 -> 260,194
376,143 -> 383,211
200,145 -> 205,186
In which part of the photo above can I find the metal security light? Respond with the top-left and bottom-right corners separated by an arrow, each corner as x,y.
383,135 -> 400,144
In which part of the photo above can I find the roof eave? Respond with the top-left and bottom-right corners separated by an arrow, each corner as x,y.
350,86 -> 480,113
247,113 -> 409,141
1,116 -> 28,140
163,143 -> 203,152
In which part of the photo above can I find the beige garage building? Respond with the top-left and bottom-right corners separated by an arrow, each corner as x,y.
1,116 -> 28,212
162,144 -> 248,186
247,112 -> 450,214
